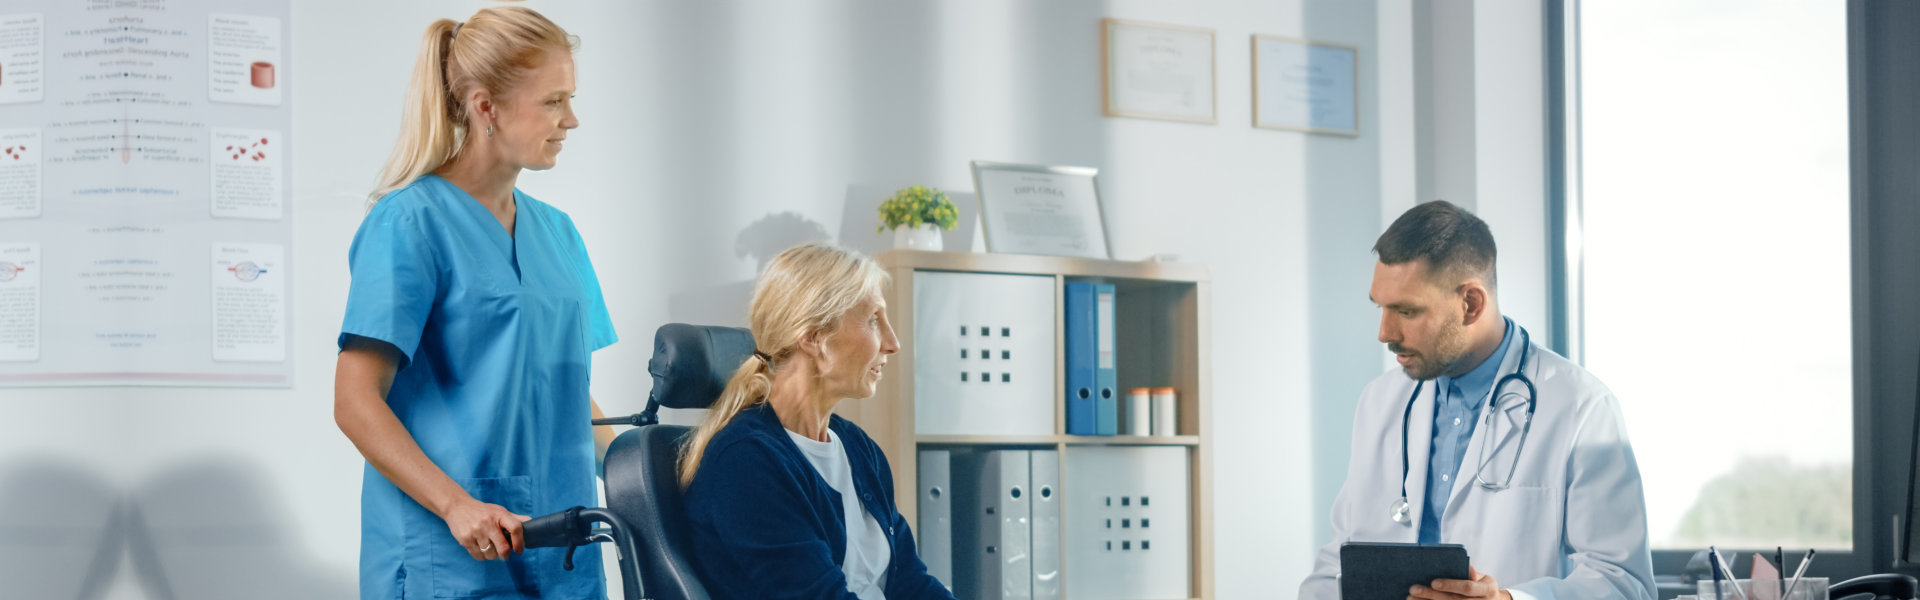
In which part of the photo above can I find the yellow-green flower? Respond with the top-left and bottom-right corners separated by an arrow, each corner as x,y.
877,186 -> 959,232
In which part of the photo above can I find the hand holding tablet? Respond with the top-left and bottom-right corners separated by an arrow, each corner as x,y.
1340,542 -> 1489,600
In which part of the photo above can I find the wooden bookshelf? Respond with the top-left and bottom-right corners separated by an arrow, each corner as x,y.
834,249 -> 1214,599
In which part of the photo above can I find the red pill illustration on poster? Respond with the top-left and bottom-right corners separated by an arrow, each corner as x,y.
223,136 -> 268,162
250,61 -> 274,89
0,128 -> 40,219
209,129 -> 283,220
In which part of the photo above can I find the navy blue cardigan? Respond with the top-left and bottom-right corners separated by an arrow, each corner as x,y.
684,403 -> 955,600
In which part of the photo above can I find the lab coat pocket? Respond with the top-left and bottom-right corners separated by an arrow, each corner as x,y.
1469,485 -> 1562,578
431,476 -> 535,599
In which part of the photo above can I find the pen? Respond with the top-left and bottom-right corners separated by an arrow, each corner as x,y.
1775,546 -> 1785,598
1711,546 -> 1751,600
1781,548 -> 1817,600
1711,546 -> 1726,600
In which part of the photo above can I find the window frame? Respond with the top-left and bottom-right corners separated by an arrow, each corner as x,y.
1548,0 -> 1883,582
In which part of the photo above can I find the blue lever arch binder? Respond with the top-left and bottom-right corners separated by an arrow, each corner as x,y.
1064,282 -> 1099,435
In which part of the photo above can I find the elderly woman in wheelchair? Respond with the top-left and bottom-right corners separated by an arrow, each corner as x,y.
676,242 -> 956,600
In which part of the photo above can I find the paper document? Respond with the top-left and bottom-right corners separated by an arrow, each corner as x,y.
209,243 -> 284,362
0,242 -> 38,361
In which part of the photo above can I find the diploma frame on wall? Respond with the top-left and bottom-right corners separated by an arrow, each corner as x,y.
970,161 -> 1112,260
1101,18 -> 1218,124
1251,34 -> 1361,136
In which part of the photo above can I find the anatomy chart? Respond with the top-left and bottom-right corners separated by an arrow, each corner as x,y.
0,0 -> 291,387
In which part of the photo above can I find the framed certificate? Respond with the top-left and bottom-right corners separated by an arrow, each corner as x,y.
1101,18 -> 1216,124
1252,35 -> 1359,136
970,161 -> 1111,259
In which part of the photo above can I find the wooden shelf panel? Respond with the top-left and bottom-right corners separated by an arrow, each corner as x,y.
876,249 -> 1209,283
914,434 -> 1060,445
911,434 -> 1201,447
1062,434 -> 1200,446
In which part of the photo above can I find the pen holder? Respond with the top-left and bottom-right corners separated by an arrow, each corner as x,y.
1695,577 -> 1828,600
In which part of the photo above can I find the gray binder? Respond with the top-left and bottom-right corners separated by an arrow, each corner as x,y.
917,450 -> 954,589
1029,450 -> 1061,599
979,450 -> 1033,600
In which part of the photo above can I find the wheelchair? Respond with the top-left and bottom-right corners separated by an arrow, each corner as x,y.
521,323 -> 752,600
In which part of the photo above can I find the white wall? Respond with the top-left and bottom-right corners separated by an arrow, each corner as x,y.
0,1 -> 1488,597
1410,0 -> 1553,345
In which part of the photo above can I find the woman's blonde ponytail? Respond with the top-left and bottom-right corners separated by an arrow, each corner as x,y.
369,19 -> 461,207
676,353 -> 775,488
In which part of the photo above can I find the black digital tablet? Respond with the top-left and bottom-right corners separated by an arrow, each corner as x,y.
1339,542 -> 1472,600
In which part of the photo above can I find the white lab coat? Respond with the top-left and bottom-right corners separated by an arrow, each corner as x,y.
1300,334 -> 1656,600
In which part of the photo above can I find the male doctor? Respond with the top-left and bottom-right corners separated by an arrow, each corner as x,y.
1300,201 -> 1655,600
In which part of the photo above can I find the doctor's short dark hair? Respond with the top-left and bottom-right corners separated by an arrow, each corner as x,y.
1374,200 -> 1498,291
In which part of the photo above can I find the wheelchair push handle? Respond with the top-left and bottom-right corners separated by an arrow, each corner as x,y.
591,413 -> 650,427
518,505 -> 646,600
522,506 -> 588,550
591,403 -> 660,428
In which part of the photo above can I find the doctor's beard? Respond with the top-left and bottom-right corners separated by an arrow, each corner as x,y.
1388,316 -> 1472,380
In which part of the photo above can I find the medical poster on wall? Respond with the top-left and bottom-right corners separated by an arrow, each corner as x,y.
0,0 -> 292,387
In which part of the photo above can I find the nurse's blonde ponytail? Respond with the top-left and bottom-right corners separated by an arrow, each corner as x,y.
368,7 -> 577,207
678,243 -> 890,488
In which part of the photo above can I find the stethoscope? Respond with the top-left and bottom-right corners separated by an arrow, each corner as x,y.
1388,327 -> 1539,526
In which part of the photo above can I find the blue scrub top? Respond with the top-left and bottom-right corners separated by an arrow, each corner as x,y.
340,174 -> 616,600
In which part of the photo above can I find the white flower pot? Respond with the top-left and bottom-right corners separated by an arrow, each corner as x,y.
892,223 -> 943,251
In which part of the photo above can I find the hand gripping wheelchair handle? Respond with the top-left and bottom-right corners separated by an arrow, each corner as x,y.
522,506 -> 588,550
520,505 -> 646,599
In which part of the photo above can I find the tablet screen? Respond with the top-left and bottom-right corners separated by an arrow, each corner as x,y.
1339,542 -> 1471,600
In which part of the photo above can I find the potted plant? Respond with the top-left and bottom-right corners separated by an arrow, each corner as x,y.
876,185 -> 958,251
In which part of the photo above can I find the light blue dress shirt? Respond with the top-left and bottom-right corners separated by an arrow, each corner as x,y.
1418,317 -> 1516,545
340,174 -> 618,599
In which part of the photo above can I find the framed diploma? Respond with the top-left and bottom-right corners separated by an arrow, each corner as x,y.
1101,18 -> 1216,124
970,161 -> 1111,259
1252,35 -> 1359,136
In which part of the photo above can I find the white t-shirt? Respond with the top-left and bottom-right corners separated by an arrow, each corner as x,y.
787,428 -> 891,599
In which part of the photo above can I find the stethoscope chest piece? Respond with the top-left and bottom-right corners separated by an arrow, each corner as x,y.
1390,497 -> 1411,524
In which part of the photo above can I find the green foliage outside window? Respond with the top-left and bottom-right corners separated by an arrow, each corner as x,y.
1669,457 -> 1850,549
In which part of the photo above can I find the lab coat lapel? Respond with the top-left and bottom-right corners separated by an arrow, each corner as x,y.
1405,378 -> 1436,531
1444,337 -> 1531,514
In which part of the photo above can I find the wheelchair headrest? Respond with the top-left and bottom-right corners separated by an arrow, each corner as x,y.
648,323 -> 756,410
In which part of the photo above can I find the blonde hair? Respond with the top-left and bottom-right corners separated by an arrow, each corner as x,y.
678,243 -> 891,487
368,7 -> 578,206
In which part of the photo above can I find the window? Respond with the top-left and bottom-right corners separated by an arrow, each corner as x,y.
1576,1 -> 1851,550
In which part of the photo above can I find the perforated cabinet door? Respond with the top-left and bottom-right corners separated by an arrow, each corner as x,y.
912,272 -> 1056,436
1063,446 -> 1190,598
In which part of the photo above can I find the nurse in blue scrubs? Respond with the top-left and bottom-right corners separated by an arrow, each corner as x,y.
334,7 -> 616,599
